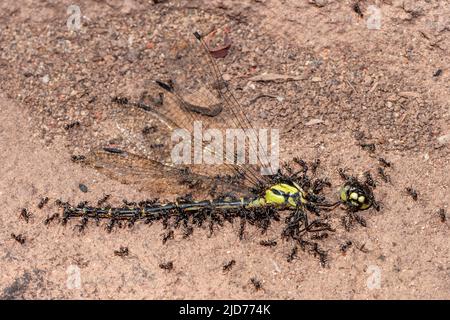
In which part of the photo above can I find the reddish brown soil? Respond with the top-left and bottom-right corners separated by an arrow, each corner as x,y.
0,0 -> 449,299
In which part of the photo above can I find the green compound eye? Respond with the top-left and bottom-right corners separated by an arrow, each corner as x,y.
350,192 -> 359,200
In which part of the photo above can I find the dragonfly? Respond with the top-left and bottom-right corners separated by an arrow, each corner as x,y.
64,26 -> 376,244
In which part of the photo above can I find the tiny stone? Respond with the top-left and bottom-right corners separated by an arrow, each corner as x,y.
79,183 -> 88,193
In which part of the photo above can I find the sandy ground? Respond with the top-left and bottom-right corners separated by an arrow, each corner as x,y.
0,0 -> 449,299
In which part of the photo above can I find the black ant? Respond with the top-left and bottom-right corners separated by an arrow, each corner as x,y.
311,159 -> 321,175
259,239 -> 277,247
406,187 -> 418,201
312,178 -> 331,194
378,157 -> 391,168
64,121 -> 80,130
114,246 -> 129,257
162,230 -> 174,244
354,213 -> 367,227
352,2 -> 363,17
127,214 -> 139,229
340,241 -> 353,255
182,225 -> 194,238
360,143 -> 375,153
142,125 -> 157,135
433,69 -> 443,77
71,155 -> 86,162
437,209 -> 446,223
287,246 -> 298,262
223,259 -> 236,272
377,167 -> 391,183
311,232 -> 328,240
37,197 -> 49,209
106,218 -> 116,233
319,252 -> 329,268
97,194 -> 111,206
44,213 -> 60,226
364,171 -> 376,188
111,96 -> 129,105
11,233 -> 26,245
122,199 -> 137,207
239,218 -> 246,240
159,261 -> 174,271
250,278 -> 262,291
74,217 -> 89,233
20,208 -> 32,223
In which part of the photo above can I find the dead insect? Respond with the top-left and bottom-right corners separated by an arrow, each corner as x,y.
162,230 -> 174,244
223,259 -> 236,272
250,277 -> 262,291
44,213 -> 60,225
377,167 -> 391,183
114,246 -> 129,257
11,233 -> 26,245
97,194 -> 111,206
159,261 -> 174,271
378,157 -> 391,168
340,240 -> 353,254
437,209 -> 446,223
259,239 -> 277,247
406,187 -> 418,201
287,246 -> 298,263
64,121 -> 80,130
37,197 -> 49,209
20,208 -> 32,223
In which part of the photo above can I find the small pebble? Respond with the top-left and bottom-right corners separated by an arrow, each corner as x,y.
79,183 -> 88,193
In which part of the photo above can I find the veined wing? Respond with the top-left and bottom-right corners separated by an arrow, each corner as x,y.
81,149 -> 248,198
137,26 -> 278,189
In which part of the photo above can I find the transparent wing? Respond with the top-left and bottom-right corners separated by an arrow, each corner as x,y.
82,150 -> 248,197
137,26 -> 277,188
